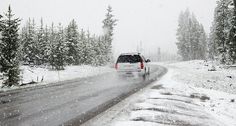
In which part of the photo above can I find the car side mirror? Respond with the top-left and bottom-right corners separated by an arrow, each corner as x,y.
146,59 -> 151,63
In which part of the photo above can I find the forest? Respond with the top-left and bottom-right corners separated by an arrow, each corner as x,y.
0,5 -> 117,86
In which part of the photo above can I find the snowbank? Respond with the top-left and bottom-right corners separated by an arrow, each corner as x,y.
168,60 -> 236,94
0,65 -> 114,91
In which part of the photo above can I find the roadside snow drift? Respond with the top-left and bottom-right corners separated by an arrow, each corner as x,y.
0,65 -> 114,91
169,60 -> 236,94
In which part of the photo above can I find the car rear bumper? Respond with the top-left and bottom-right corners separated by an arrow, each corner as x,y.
116,69 -> 145,76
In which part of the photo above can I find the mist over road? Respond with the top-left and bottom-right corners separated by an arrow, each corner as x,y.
0,65 -> 166,126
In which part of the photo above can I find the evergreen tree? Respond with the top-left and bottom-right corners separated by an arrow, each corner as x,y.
0,6 -> 21,86
22,18 -> 38,65
208,24 -> 218,60
37,18 -> 48,65
19,24 -> 27,63
0,14 -> 2,30
18,26 -> 26,62
65,19 -> 79,65
83,30 -> 92,64
102,5 -> 117,63
209,0 -> 236,64
0,14 -> 3,70
94,36 -> 106,66
77,29 -> 86,64
176,9 -> 192,60
198,25 -> 207,59
87,34 -> 97,65
176,9 -> 207,60
227,1 -> 236,64
213,0 -> 231,63
190,14 -> 200,59
49,23 -> 56,68
234,0 -> 236,8
50,23 -> 67,70
43,25 -> 51,64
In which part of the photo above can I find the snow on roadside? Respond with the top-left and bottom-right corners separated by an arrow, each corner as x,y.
194,87 -> 236,126
167,60 -> 236,94
83,61 -> 236,126
0,65 -> 114,91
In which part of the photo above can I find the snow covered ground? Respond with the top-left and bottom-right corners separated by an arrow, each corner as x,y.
169,60 -> 236,94
0,65 -> 114,91
83,60 -> 236,126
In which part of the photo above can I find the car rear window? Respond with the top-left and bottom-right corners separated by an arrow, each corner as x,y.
117,55 -> 142,63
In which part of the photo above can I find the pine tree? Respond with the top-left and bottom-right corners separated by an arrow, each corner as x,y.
22,18 -> 38,65
37,18 -> 48,65
50,23 -> 67,70
18,26 -> 26,62
83,30 -> 92,64
0,14 -> 2,30
176,9 -> 192,60
214,0 -> 231,63
208,0 -> 236,64
0,6 -> 21,86
19,24 -> 27,63
227,2 -> 236,64
43,25 -> 51,64
88,34 -> 97,65
208,24 -> 218,60
176,9 -> 207,61
102,5 -> 117,63
49,23 -> 57,68
93,36 -> 105,66
77,29 -> 86,64
0,14 -> 3,71
65,19 -> 79,65
198,25 -> 207,59
190,14 -> 200,59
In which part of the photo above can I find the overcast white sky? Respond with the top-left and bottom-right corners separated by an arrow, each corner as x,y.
0,0 -> 217,56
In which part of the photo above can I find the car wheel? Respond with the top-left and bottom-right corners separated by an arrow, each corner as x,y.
142,73 -> 146,80
142,69 -> 147,80
148,67 -> 150,75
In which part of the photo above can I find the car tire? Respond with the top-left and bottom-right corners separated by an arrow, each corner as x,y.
142,73 -> 146,80
147,67 -> 150,75
142,69 -> 147,80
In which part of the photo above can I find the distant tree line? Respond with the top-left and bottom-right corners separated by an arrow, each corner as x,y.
208,0 -> 236,64
20,6 -> 117,69
0,5 -> 117,87
177,0 -> 236,65
176,9 -> 207,61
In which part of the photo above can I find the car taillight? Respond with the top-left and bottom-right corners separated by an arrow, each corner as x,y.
115,63 -> 118,70
140,62 -> 144,69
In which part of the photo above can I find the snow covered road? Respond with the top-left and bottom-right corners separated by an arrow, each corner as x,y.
0,65 -> 166,126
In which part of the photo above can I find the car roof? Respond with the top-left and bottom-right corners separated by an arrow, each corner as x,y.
119,52 -> 141,56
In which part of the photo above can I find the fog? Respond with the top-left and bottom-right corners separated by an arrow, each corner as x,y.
0,0 -> 217,56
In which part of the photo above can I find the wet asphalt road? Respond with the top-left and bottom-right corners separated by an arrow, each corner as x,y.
0,65 -> 166,126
